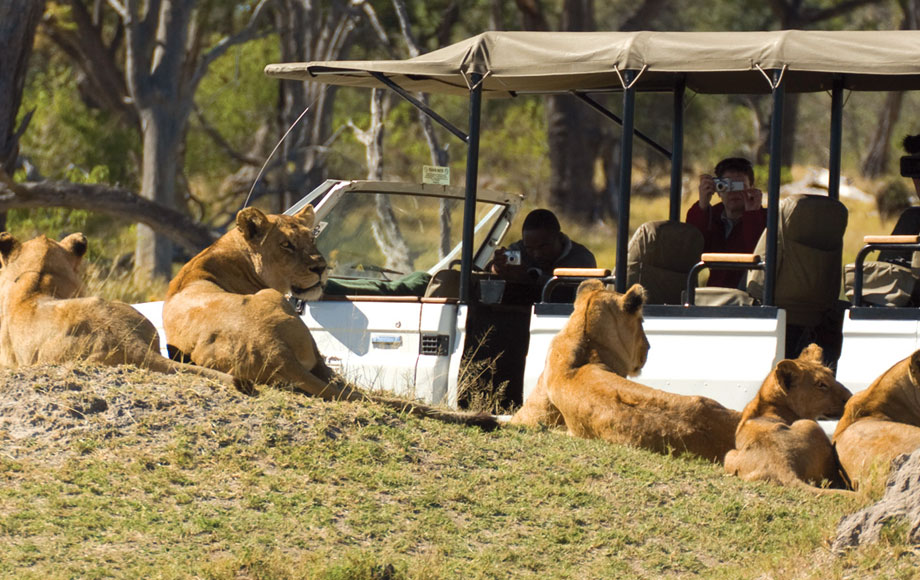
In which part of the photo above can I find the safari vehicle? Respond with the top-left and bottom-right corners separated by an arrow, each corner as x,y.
142,30 -> 920,414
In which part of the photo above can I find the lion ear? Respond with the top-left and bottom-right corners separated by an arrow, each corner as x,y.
576,279 -> 604,300
797,343 -> 823,364
294,204 -> 316,229
60,233 -> 88,259
909,350 -> 920,384
775,360 -> 800,391
622,283 -> 647,315
237,207 -> 269,242
0,232 -> 20,267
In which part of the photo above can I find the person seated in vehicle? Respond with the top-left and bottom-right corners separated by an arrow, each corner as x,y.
490,208 -> 597,302
685,157 -> 766,289
879,134 -> 920,268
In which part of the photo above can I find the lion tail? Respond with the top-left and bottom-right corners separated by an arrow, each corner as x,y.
367,394 -> 500,431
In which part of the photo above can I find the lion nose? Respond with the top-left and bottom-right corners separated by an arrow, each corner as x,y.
310,260 -> 327,276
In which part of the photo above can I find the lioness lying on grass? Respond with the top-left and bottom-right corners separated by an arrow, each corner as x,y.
833,350 -> 920,490
162,205 -> 496,429
724,344 -> 852,492
510,279 -> 741,463
0,232 -> 239,386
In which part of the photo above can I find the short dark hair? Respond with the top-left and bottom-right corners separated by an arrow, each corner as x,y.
903,134 -> 920,156
522,209 -> 561,233
715,157 -> 755,184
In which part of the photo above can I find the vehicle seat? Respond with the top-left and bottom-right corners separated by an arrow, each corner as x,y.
626,220 -> 704,305
747,194 -> 849,362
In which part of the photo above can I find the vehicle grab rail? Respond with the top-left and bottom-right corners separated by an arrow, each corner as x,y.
852,234 -> 920,306
540,268 -> 614,303
685,253 -> 763,306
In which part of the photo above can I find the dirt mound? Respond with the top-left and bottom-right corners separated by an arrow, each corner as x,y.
0,363 -> 403,466
834,449 -> 920,550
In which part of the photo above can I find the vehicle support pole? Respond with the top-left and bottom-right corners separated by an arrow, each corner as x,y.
459,73 -> 483,304
615,71 -> 637,293
764,70 -> 785,307
669,78 -> 686,222
828,76 -> 844,201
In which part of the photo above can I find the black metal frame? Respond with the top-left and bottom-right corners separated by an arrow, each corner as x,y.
540,274 -> 616,304
370,64 -> 851,312
851,241 -> 920,306
684,259 -> 764,306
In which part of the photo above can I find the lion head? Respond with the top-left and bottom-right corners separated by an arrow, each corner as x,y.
0,232 -> 87,299
236,204 -> 327,301
763,344 -> 852,421
574,279 -> 650,377
835,349 -> 920,435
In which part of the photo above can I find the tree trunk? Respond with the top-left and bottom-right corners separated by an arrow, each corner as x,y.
547,94 -> 601,220
862,91 -> 904,178
0,0 -> 45,231
135,106 -> 185,280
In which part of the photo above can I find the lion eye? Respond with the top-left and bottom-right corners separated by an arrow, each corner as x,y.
280,241 -> 295,252
818,382 -> 828,390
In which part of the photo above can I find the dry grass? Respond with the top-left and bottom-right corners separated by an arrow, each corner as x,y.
3,363 -> 920,580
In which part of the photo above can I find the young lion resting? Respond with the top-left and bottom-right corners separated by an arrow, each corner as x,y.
724,344 -> 852,491
0,232 -> 238,386
833,350 -> 920,490
510,279 -> 741,463
162,205 -> 496,429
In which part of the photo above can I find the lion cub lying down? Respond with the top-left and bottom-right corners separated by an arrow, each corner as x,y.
162,205 -> 496,429
724,344 -> 852,491
510,280 -> 741,463
0,232 -> 238,386
833,350 -> 920,490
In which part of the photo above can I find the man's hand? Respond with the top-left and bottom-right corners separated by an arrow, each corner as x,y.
490,247 -> 509,275
698,174 -> 716,210
744,187 -> 763,211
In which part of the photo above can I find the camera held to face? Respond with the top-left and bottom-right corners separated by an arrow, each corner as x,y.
900,155 -> 920,179
713,177 -> 746,194
505,250 -> 522,265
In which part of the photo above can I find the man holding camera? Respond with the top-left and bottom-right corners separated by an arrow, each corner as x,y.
491,208 -> 596,301
879,134 -> 920,267
686,157 -> 766,288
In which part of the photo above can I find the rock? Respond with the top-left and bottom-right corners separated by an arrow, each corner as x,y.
834,449 -> 920,551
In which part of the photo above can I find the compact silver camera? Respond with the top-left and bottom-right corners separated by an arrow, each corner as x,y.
505,250 -> 522,265
713,177 -> 746,193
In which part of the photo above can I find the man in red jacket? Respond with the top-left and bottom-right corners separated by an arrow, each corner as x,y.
685,157 -> 766,289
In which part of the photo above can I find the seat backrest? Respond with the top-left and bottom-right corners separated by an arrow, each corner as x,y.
747,194 -> 848,326
626,220 -> 704,304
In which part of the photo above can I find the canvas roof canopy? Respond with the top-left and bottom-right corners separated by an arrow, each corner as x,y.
264,30 -> 920,96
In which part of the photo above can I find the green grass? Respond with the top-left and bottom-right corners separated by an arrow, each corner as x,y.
2,365 -> 917,579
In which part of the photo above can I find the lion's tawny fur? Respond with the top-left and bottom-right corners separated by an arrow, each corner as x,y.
510,279 -> 741,463
0,232 -> 237,386
833,350 -> 920,490
723,344 -> 852,492
162,205 -> 497,429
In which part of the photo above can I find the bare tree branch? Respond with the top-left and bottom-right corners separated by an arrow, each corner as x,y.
0,178 -> 218,254
192,104 -> 264,166
192,0 -> 274,89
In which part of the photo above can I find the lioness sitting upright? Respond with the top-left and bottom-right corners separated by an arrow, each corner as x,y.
0,232 -> 238,386
723,344 -> 852,491
162,205 -> 495,428
833,350 -> 920,490
510,279 -> 741,463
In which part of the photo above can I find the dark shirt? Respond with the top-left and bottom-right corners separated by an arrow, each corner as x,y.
505,234 -> 597,302
686,202 -> 767,288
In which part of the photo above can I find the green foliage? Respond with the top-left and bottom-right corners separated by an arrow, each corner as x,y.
19,61 -> 139,186
186,36 -> 280,183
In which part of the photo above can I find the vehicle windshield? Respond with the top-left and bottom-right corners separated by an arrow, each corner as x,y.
314,190 -> 506,280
